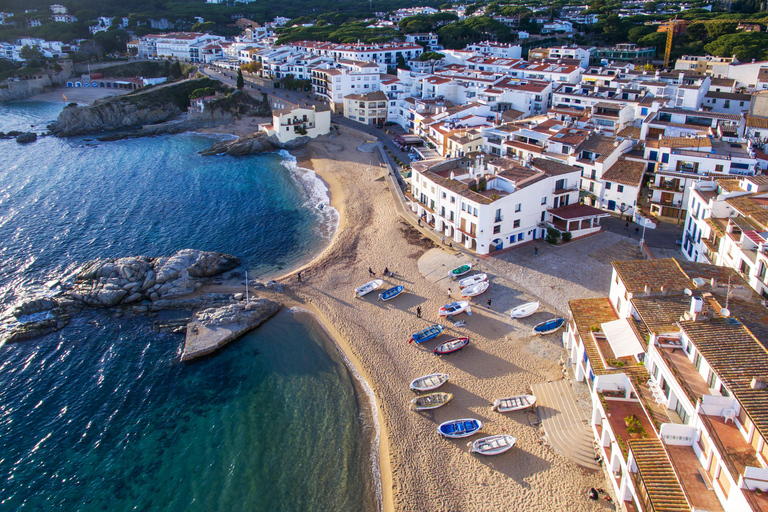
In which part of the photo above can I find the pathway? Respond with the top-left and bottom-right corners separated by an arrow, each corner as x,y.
532,379 -> 600,470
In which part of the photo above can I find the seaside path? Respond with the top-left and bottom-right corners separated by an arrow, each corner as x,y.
533,380 -> 601,470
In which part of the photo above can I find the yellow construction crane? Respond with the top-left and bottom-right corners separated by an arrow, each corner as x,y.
662,17 -> 768,68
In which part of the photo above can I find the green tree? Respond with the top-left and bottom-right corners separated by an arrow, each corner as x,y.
704,32 -> 768,61
628,25 -> 656,43
20,45 -> 43,63
169,60 -> 182,79
419,51 -> 445,72
706,22 -> 738,39
639,32 -> 669,56
396,53 -> 410,70
236,68 -> 244,89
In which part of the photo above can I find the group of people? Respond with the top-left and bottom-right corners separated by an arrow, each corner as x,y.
369,267 -> 394,278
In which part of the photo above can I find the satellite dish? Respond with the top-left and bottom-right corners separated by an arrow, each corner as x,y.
684,288 -> 692,296
721,308 -> 731,317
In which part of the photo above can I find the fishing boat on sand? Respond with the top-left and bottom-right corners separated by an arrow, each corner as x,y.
450,263 -> 472,278
408,324 -> 445,344
461,281 -> 489,297
509,301 -> 540,319
409,373 -> 449,392
468,434 -> 516,455
438,418 -> 482,438
434,337 -> 469,355
378,285 -> 404,302
493,394 -> 537,412
438,301 -> 470,317
410,392 -> 453,411
533,317 -> 565,335
354,279 -> 383,298
458,273 -> 487,288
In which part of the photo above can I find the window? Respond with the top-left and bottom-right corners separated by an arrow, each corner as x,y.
473,207 -> 478,216
541,197 -> 547,205
442,192 -> 446,198
461,202 -> 466,212
515,203 -> 521,212
493,225 -> 501,234
513,219 -> 521,228
450,196 -> 455,204
605,182 -> 612,190
617,185 -> 624,193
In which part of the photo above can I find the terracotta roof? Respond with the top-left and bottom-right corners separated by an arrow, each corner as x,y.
531,157 -> 581,176
574,134 -> 620,163
617,126 -> 642,139
716,178 -> 745,193
344,90 -> 387,101
725,195 -> 768,228
631,295 -> 691,335
569,298 -> 618,375
628,438 -> 691,512
601,158 -> 645,187
747,115 -> 768,129
658,137 -> 712,149
612,259 -> 693,295
680,318 -> 768,463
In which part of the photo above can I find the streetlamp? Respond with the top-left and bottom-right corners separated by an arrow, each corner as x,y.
638,215 -> 648,248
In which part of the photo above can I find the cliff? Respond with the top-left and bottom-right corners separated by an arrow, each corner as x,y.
48,79 -> 269,137
199,131 -> 310,156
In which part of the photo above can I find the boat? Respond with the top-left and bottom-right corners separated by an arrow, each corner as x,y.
410,392 -> 453,411
438,418 -> 483,438
354,279 -> 383,298
409,373 -> 450,392
378,285 -> 404,302
434,337 -> 469,355
450,263 -> 473,278
438,301 -> 470,317
461,281 -> 489,297
408,324 -> 445,344
469,434 -> 516,455
509,301 -> 540,319
533,317 -> 565,335
458,273 -> 487,289
493,394 -> 537,412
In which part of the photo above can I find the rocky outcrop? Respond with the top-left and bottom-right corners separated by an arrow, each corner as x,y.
15,132 -> 37,144
1,249 -> 240,344
199,132 -> 310,157
182,299 -> 282,361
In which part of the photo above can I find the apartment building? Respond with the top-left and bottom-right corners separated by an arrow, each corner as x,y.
343,91 -> 388,126
311,60 -> 382,112
409,156 -> 604,254
291,41 -> 423,68
565,257 -> 768,512
259,104 -> 331,144
681,176 -> 768,297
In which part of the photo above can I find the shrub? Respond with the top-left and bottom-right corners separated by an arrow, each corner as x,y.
546,227 -> 561,240
562,231 -> 572,243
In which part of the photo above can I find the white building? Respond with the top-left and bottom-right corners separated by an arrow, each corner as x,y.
311,60 -> 382,112
260,104 -> 331,144
290,41 -> 423,68
409,156 -> 605,254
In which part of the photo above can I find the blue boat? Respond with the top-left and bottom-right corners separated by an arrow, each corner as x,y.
533,317 -> 565,335
408,324 -> 445,344
438,418 -> 483,438
378,285 -> 404,302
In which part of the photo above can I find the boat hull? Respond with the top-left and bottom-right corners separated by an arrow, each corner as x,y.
450,264 -> 472,278
438,301 -> 470,316
493,395 -> 537,412
461,281 -> 489,297
458,273 -> 487,288
533,317 -> 565,335
354,279 -> 383,298
510,301 -> 540,319
409,373 -> 450,392
410,392 -> 452,411
378,285 -> 404,301
469,434 -> 516,455
434,337 -> 469,355
409,324 -> 445,344
438,418 -> 483,438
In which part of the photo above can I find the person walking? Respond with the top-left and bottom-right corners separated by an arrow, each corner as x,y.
297,271 -> 301,282
447,288 -> 452,299
534,246 -> 539,256
486,298 -> 492,308
625,222 -> 629,231
635,227 -> 640,236
416,306 -> 421,318
383,267 -> 389,277
418,218 -> 421,227
442,236 -> 446,245
368,267 -> 375,277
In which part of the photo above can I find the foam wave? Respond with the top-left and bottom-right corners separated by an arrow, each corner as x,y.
288,306 -> 383,512
277,150 -> 340,242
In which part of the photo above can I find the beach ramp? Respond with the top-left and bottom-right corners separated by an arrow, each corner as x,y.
532,380 -> 600,470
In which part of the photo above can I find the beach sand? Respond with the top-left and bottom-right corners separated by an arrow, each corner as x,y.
257,133 -> 611,511
28,86 -> 130,105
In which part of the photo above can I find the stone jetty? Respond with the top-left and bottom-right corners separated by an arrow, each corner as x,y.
182,299 -> 282,361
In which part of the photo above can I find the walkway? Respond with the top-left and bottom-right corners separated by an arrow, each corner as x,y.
532,379 -> 600,470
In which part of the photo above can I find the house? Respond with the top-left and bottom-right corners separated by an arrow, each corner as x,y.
259,104 -> 331,144
408,156 -> 604,254
311,60 -> 382,113
343,91 -> 388,126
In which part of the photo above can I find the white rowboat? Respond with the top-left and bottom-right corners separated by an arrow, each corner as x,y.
438,301 -> 470,317
469,434 -> 516,455
493,394 -> 537,412
461,280 -> 489,297
354,279 -> 383,298
410,373 -> 450,392
509,301 -> 540,319
458,273 -> 487,289
410,392 -> 452,411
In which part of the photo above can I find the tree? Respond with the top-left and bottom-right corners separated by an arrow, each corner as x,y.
639,32 -> 668,56
628,25 -> 656,43
240,61 -> 262,73
169,61 -> 182,79
419,51 -> 445,72
704,32 -> 768,61
706,22 -> 738,39
20,45 -> 43,64
396,53 -> 410,70
236,68 -> 244,90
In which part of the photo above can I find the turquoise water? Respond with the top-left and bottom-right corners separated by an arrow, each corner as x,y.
0,102 -> 375,512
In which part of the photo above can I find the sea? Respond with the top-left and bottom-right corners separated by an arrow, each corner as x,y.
0,101 -> 378,512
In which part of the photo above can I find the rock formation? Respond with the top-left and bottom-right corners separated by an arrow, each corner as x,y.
182,299 -> 282,360
1,249 -> 240,344
199,132 -> 310,156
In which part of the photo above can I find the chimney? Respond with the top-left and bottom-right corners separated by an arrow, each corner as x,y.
660,284 -> 668,294
690,296 -> 703,315
751,377 -> 767,390
644,284 -> 651,295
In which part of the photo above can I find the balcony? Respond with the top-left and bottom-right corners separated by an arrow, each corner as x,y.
553,183 -> 579,194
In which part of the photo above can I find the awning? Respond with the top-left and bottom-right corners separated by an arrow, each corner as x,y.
600,318 -> 644,358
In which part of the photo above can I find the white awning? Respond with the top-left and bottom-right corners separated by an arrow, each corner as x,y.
600,318 -> 644,359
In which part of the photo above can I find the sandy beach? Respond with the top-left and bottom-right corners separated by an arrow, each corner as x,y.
242,131 -> 617,511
